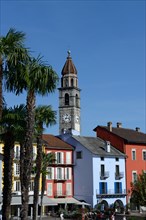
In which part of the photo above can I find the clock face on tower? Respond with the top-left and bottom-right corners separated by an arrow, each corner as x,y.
62,113 -> 71,123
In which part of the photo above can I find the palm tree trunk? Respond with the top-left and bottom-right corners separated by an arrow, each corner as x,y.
33,136 -> 43,220
20,90 -> 35,220
40,174 -> 46,220
2,131 -> 14,220
0,57 -> 3,121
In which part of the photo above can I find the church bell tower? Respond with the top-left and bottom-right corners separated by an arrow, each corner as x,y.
58,51 -> 81,135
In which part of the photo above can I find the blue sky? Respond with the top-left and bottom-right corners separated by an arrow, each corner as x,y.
1,0 -> 145,136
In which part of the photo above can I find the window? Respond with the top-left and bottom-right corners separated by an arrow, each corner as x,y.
142,150 -> 146,160
71,78 -> 74,87
56,152 -> 63,164
76,151 -> 82,159
101,165 -> 105,176
66,183 -> 72,196
15,181 -> 21,191
15,146 -> 20,159
99,182 -> 107,194
115,165 -> 120,175
132,171 -> 137,182
47,183 -> 53,196
57,168 -> 63,180
65,93 -> 69,105
65,167 -> 71,180
14,163 -> 20,176
132,149 -> 136,160
57,183 -> 62,196
114,182 -> 122,193
30,181 -> 34,191
115,158 -> 119,161
47,167 -> 54,180
100,157 -> 104,161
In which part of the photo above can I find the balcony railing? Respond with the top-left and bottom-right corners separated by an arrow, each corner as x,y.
54,191 -> 66,198
96,189 -> 126,196
54,177 -> 67,182
50,161 -> 74,166
100,171 -> 109,180
115,172 -> 124,180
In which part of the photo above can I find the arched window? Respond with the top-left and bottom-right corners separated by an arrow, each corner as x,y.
71,78 -> 74,87
65,93 -> 69,105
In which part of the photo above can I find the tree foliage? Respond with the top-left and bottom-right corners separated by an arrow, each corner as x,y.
130,171 -> 146,206
0,28 -> 29,120
33,105 -> 56,220
39,152 -> 55,219
0,105 -> 26,220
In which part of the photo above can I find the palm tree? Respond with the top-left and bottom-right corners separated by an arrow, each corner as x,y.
6,56 -> 59,220
2,30 -> 58,219
0,105 -> 26,220
0,28 -> 29,120
33,105 -> 56,220
39,152 -> 55,220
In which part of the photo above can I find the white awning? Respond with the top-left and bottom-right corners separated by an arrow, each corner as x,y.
11,195 -> 57,206
76,201 -> 91,207
10,196 -> 80,206
49,197 -> 80,204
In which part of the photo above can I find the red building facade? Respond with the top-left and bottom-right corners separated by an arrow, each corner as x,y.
94,122 -> 146,203
42,134 -> 74,199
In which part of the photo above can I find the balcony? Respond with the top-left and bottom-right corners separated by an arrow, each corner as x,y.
54,177 -> 67,182
115,172 -> 124,180
50,161 -> 74,167
100,171 -> 109,180
96,189 -> 127,198
54,191 -> 66,198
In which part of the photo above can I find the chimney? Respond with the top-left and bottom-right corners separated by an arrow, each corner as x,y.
117,122 -> 122,128
106,141 -> 111,153
135,127 -> 140,132
107,122 -> 112,131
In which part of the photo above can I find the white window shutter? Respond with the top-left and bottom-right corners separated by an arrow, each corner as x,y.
62,168 -> 64,180
66,152 -> 71,164
65,168 -> 67,179
66,183 -> 72,196
47,183 -> 53,196
14,181 -> 16,191
61,152 -> 64,164
69,168 -> 71,180
14,163 -> 16,176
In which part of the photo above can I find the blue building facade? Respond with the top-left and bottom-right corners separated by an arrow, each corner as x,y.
58,134 -> 127,209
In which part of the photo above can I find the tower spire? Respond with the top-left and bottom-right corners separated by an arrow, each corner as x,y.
61,51 -> 77,75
